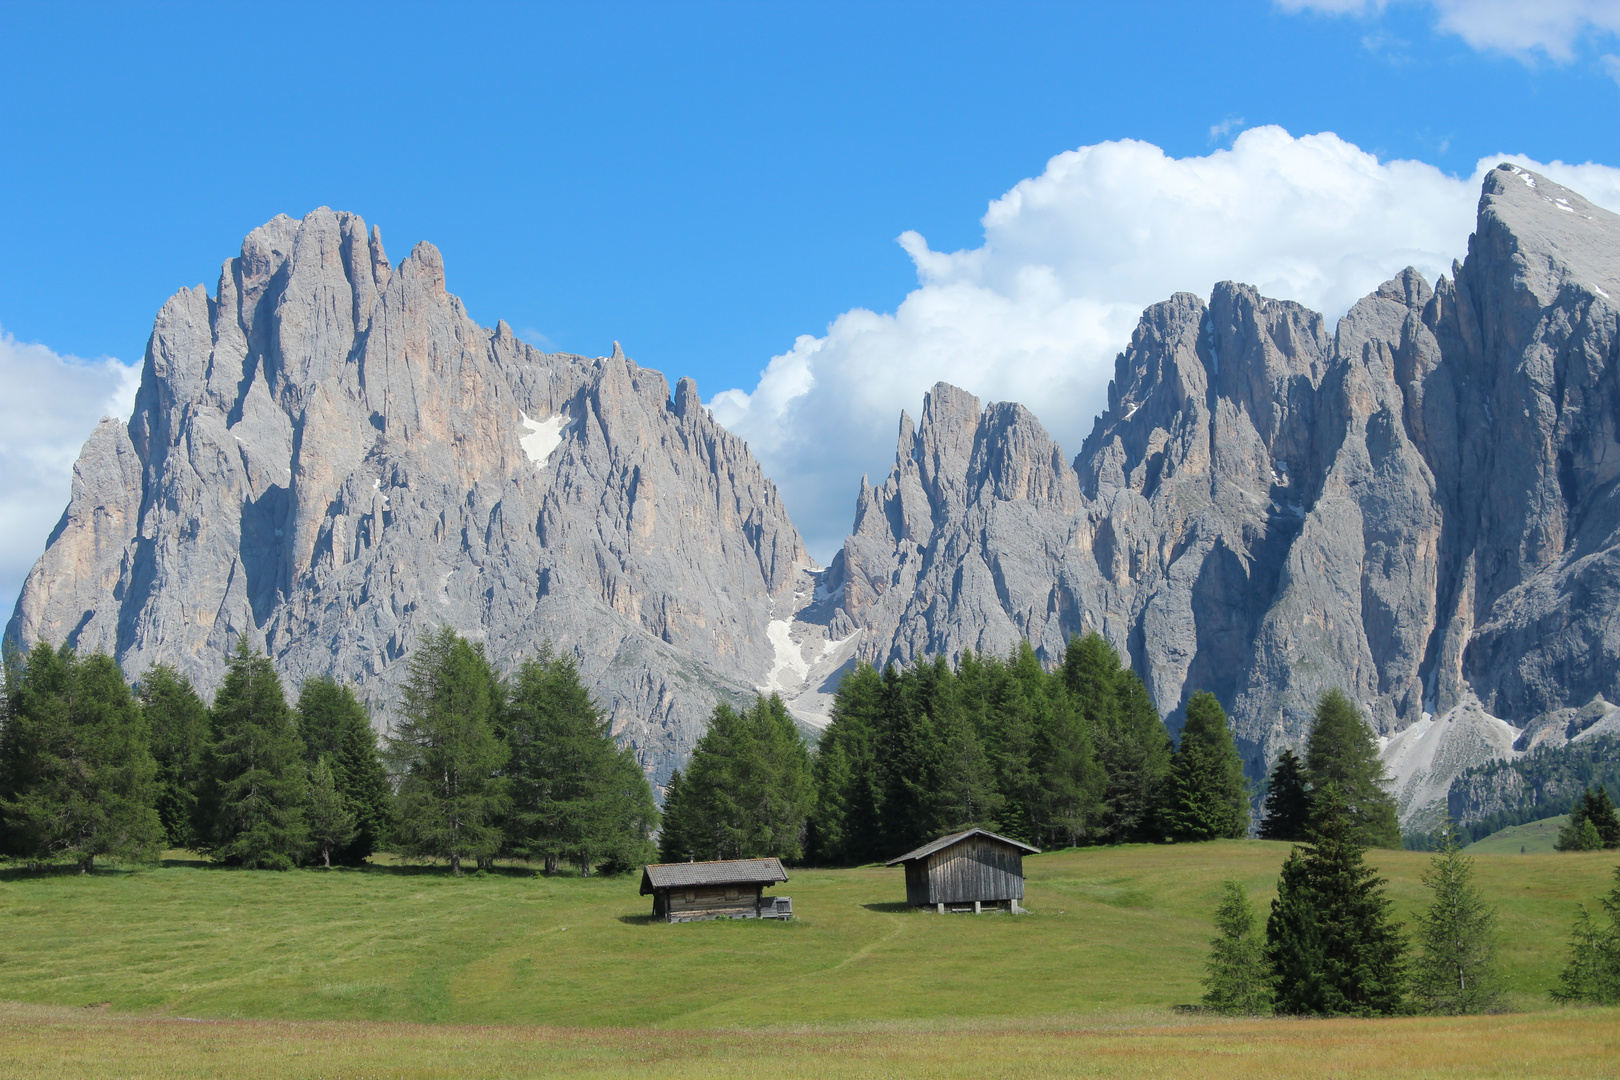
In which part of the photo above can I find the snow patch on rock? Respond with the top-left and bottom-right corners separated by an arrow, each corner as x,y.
519,411 -> 566,465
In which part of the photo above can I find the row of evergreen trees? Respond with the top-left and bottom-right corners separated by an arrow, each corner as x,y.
661,635 -> 1254,865
0,630 -> 657,875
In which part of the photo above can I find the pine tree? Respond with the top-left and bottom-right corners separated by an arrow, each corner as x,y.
1265,784 -> 1407,1016
1305,689 -> 1401,849
1201,879 -> 1273,1014
1551,864 -> 1620,1004
501,646 -> 656,875
1018,642 -> 1103,847
138,665 -> 209,849
1558,787 -> 1620,851
656,768 -> 694,863
1410,821 -> 1500,1014
1259,748 -> 1311,842
198,641 -> 309,869
0,643 -> 164,871
305,756 -> 358,868
296,676 -> 390,864
387,628 -> 508,875
1162,691 -> 1249,841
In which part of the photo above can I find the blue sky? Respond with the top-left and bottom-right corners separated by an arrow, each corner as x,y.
4,0 -> 1620,610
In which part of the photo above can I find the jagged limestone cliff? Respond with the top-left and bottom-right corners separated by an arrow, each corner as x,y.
7,209 -> 814,784
823,165 -> 1620,824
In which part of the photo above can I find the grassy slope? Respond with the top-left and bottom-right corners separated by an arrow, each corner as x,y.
2,842 -> 1616,1028
1469,816 -> 1570,855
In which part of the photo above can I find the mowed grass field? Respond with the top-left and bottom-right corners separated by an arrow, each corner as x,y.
2,842 -> 1617,1077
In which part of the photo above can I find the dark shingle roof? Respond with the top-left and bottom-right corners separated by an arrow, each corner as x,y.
884,828 -> 1040,866
640,857 -> 789,895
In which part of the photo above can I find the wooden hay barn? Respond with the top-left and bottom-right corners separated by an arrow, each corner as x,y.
885,829 -> 1039,913
640,857 -> 792,923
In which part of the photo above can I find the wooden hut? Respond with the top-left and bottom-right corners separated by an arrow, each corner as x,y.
640,857 -> 792,922
885,829 -> 1039,913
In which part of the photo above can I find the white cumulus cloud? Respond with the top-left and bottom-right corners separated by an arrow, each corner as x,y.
0,329 -> 140,623
710,127 -> 1620,563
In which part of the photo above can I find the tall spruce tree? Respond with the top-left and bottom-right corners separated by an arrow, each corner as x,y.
1410,821 -> 1500,1014
806,661 -> 885,866
1106,667 -> 1175,843
656,694 -> 814,862
388,628 -> 508,875
138,665 -> 209,849
1259,748 -> 1311,842
198,641 -> 309,869
1265,784 -> 1406,1016
1162,691 -> 1249,841
1305,689 -> 1401,849
0,643 -> 164,871
1016,642 -> 1103,847
1551,864 -> 1620,1004
501,646 -> 656,875
296,676 -> 390,863
1201,879 -> 1273,1014
305,756 -> 358,868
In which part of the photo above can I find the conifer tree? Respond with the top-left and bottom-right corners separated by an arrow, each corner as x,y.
1016,642 -> 1103,847
1410,821 -> 1500,1014
1305,689 -> 1401,848
1105,667 -> 1175,843
296,676 -> 390,863
1259,748 -> 1311,842
656,694 -> 814,862
1551,864 -> 1620,1004
1162,691 -> 1249,841
806,661 -> 885,866
1557,787 -> 1620,851
1265,785 -> 1406,1016
305,756 -> 358,868
0,643 -> 164,871
388,628 -> 508,875
1201,879 -> 1272,1014
198,641 -> 309,869
138,665 -> 209,849
501,646 -> 656,875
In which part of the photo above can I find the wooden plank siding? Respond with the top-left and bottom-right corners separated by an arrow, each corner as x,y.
661,884 -> 764,921
922,835 -> 1025,905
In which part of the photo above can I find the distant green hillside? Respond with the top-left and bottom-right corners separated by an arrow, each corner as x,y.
1466,816 -> 1570,855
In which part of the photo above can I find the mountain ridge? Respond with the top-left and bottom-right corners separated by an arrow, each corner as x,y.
11,165 -> 1620,826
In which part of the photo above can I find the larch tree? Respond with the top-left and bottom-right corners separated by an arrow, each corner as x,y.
1305,689 -> 1401,849
1162,691 -> 1249,841
388,628 -> 508,876
1201,879 -> 1273,1014
501,646 -> 656,876
1410,820 -> 1500,1014
305,755 -> 358,869
1551,864 -> 1620,1005
198,640 -> 309,869
296,676 -> 390,863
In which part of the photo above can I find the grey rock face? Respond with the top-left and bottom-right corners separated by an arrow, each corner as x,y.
8,209 -> 811,785
823,166 -> 1620,824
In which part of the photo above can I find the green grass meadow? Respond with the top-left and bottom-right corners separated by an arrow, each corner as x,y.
1469,816 -> 1571,855
2,842 -> 1617,1076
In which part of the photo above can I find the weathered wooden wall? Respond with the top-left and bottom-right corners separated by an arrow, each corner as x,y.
922,836 -> 1024,904
661,884 -> 764,921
